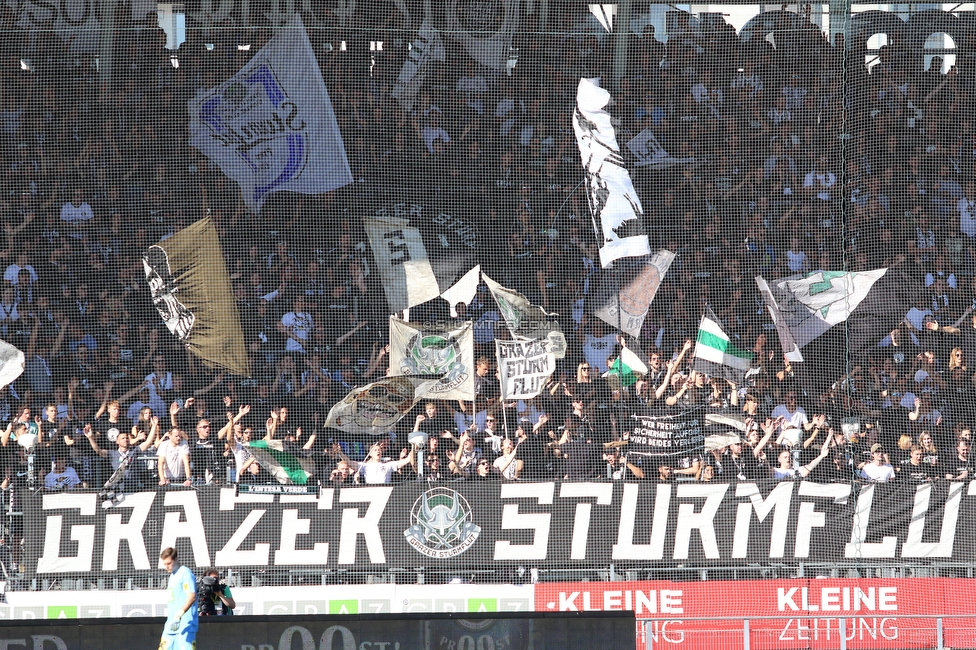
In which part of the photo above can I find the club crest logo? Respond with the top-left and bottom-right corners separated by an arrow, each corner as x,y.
405,487 -> 481,558
198,63 -> 309,205
143,246 -> 195,341
401,333 -> 468,394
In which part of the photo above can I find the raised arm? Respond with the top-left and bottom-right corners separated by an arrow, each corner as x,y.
263,410 -> 279,441
753,417 -> 779,458
494,440 -> 522,475
798,434 -> 832,478
94,381 -> 115,419
83,424 -> 108,458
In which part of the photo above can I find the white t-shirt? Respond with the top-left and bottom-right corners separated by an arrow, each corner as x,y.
360,461 -> 398,484
493,455 -> 518,480
860,463 -> 896,482
157,439 -> 190,480
771,404 -> 809,431
958,197 -> 976,237
60,201 -> 94,223
280,311 -> 313,353
232,442 -> 253,481
45,467 -> 81,490
583,333 -> 617,373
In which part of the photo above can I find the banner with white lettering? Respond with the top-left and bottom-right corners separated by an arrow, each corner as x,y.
187,13 -> 352,213
4,0 -> 154,53
495,338 -> 555,400
536,578 -> 976,650
21,481 -> 976,580
626,407 -> 704,459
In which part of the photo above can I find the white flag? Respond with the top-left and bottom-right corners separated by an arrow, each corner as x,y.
364,203 -> 479,313
392,19 -> 446,111
482,273 -> 562,345
187,13 -> 352,213
0,338 -> 25,390
446,0 -> 519,70
626,128 -> 696,168
574,77 -> 651,268
389,317 -> 476,401
495,339 -> 556,400
325,376 -> 439,435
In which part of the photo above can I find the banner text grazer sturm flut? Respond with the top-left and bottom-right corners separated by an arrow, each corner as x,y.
22,481 -> 976,579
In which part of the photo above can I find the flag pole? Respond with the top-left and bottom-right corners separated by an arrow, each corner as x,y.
494,339 -> 510,438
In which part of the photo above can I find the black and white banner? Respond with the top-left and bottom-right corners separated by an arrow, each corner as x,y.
626,408 -> 704,458
574,77 -> 651,269
4,0 -> 155,52
392,18 -> 447,111
22,481 -> 976,578
495,338 -> 555,400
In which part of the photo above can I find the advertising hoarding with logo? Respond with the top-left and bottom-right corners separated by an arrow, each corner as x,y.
535,579 -> 976,650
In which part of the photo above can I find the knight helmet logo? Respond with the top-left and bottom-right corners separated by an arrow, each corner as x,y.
401,333 -> 468,393
404,487 -> 481,559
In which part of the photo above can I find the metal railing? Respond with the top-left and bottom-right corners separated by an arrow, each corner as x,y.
637,614 -> 976,650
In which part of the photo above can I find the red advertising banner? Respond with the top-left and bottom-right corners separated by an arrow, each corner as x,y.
535,578 -> 976,649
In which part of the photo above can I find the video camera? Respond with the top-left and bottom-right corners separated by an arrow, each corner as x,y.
197,574 -> 230,616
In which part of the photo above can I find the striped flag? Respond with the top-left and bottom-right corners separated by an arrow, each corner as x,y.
693,309 -> 754,385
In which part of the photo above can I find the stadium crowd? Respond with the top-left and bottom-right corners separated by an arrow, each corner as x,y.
0,2 -> 975,502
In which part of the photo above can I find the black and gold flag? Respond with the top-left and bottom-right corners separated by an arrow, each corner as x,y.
142,217 -> 250,377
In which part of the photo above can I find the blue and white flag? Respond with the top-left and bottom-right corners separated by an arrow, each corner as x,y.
187,13 -> 352,213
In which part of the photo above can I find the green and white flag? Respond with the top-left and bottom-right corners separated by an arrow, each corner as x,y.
755,269 -> 888,362
693,308 -> 754,385
607,346 -> 648,388
246,439 -> 315,484
389,317 -> 475,401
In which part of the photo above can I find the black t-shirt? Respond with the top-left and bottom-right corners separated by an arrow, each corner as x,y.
190,438 -> 221,479
900,458 -> 934,483
938,454 -> 971,480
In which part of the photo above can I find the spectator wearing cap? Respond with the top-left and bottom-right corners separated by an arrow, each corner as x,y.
859,443 -> 895,482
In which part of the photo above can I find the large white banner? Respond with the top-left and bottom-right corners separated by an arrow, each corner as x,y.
187,13 -> 352,213
389,317 -> 475,401
365,213 -> 442,312
574,77 -> 651,268
495,339 -> 555,400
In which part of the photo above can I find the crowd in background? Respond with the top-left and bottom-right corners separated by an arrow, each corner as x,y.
1,2 -> 976,504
